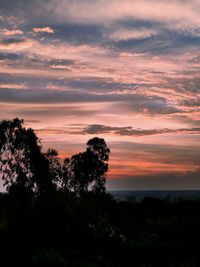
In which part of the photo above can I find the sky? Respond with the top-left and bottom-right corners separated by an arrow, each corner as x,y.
1,0 -> 200,190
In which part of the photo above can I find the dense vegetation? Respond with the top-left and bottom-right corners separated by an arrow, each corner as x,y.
0,118 -> 200,267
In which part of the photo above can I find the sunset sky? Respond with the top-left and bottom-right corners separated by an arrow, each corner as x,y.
1,0 -> 200,190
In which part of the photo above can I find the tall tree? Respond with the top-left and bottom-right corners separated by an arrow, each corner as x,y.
87,137 -> 110,193
64,137 -> 110,193
45,148 -> 62,188
87,137 -> 110,161
0,118 -> 54,194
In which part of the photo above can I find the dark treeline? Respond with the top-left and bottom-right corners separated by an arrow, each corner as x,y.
0,118 -> 200,267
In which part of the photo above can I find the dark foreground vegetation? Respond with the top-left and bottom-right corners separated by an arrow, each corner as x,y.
0,118 -> 200,267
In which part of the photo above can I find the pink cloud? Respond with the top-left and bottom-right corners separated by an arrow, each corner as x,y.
50,65 -> 70,70
109,28 -> 157,41
1,28 -> 23,36
32,27 -> 55,33
0,38 -> 35,51
0,83 -> 27,90
45,0 -> 200,31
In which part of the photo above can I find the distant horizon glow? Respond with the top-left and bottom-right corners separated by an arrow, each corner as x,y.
1,0 -> 200,190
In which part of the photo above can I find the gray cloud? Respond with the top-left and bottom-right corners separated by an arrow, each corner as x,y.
0,52 -> 22,60
0,88 -> 119,103
182,98 -> 200,107
1,0 -> 200,55
35,124 -> 200,138
118,94 -> 181,115
0,38 -> 25,45
83,124 -> 200,137
0,49 -> 76,69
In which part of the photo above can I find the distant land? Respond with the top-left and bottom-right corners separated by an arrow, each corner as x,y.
110,190 -> 200,202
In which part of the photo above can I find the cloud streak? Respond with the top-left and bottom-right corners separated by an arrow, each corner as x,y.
109,28 -> 158,41
81,124 -> 200,137
35,124 -> 200,138
1,28 -> 24,36
32,27 -> 55,33
0,83 -> 27,90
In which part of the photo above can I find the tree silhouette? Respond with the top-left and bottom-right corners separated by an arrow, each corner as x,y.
60,157 -> 69,190
64,137 -> 110,193
0,118 -> 54,194
45,148 -> 62,188
0,119 -> 110,195
0,118 -> 33,191
87,137 -> 110,161
87,137 -> 110,193
67,151 -> 95,192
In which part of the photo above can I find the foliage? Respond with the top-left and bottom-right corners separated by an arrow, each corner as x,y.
0,118 -> 55,194
0,118 -> 110,195
45,148 -> 62,188
59,137 -> 110,193
65,143 -> 110,193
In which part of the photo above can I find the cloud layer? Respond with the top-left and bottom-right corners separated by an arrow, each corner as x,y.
1,0 -> 200,189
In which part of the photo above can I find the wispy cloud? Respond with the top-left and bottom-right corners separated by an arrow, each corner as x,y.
32,27 -> 55,33
83,124 -> 200,137
34,124 -> 200,138
0,83 -> 27,90
50,65 -> 71,70
0,38 -> 35,51
109,28 -> 158,41
35,0 -> 200,31
1,28 -> 24,36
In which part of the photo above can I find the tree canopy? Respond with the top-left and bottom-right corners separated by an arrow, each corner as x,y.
0,118 -> 57,194
64,137 -> 110,193
0,118 -> 110,195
